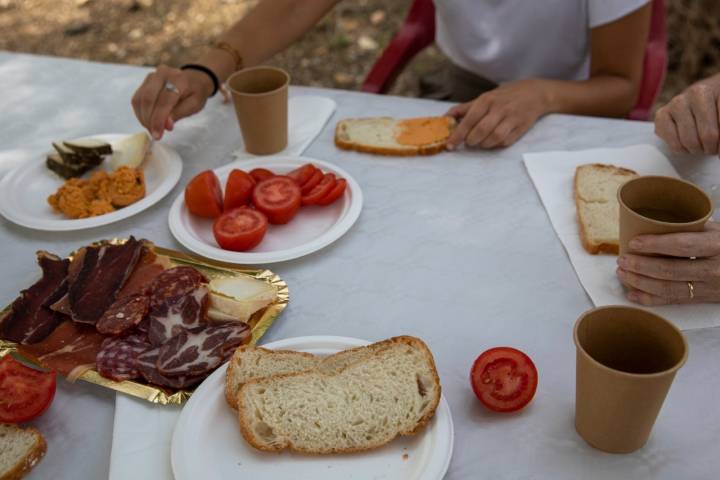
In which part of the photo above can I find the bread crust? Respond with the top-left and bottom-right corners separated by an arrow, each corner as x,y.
0,426 -> 46,480
334,118 -> 454,156
236,336 -> 442,455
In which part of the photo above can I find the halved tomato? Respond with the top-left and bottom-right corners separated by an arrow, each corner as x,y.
302,173 -> 336,205
213,207 -> 268,251
249,168 -> 275,183
287,163 -> 317,187
0,356 -> 56,423
470,347 -> 538,413
316,178 -> 347,206
223,169 -> 256,211
300,169 -> 324,195
252,176 -> 302,224
185,170 -> 223,218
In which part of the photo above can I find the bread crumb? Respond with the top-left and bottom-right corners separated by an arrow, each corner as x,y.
402,453 -> 409,460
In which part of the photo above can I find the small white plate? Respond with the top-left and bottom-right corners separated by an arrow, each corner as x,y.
171,336 -> 454,480
0,134 -> 182,231
168,156 -> 363,264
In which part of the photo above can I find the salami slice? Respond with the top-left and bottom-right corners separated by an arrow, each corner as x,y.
156,322 -> 251,377
96,333 -> 151,382
136,347 -> 205,389
147,267 -> 209,345
96,294 -> 150,336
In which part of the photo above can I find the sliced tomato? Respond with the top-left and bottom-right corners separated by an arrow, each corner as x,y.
287,164 -> 317,187
300,169 -> 323,195
249,168 -> 275,183
316,178 -> 347,206
0,356 -> 56,423
224,169 -> 256,211
213,207 -> 268,251
302,173 -> 336,205
252,176 -> 302,224
185,170 -> 223,218
470,347 -> 538,413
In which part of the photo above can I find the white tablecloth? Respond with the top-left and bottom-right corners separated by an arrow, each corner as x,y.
1,52 -> 719,480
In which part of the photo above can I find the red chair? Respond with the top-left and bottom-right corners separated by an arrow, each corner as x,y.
362,0 -> 667,121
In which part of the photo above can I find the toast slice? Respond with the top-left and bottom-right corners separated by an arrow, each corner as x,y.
236,336 -> 441,454
574,163 -> 638,254
225,338 -> 393,409
0,424 -> 46,480
335,116 -> 454,156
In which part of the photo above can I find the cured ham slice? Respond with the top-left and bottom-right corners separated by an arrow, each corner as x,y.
0,252 -> 69,344
156,322 -> 251,377
96,334 -> 151,381
18,320 -> 105,376
96,294 -> 150,336
136,347 -> 205,389
68,237 -> 143,325
147,267 -> 209,345
117,247 -> 173,298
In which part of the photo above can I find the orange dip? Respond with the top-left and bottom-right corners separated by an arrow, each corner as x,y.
395,117 -> 451,146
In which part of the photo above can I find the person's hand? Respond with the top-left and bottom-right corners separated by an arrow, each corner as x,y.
445,79 -> 550,150
131,65 -> 215,140
654,74 -> 720,155
616,222 -> 720,305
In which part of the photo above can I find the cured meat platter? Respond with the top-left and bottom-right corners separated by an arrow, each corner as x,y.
0,238 -> 288,405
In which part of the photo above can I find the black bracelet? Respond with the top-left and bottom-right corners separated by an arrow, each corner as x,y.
180,64 -> 219,97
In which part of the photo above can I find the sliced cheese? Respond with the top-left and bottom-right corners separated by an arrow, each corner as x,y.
110,132 -> 151,170
207,276 -> 277,324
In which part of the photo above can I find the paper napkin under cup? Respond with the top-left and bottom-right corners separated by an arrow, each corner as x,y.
523,144 -> 720,331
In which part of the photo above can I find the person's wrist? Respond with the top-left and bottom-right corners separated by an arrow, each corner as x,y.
185,69 -> 215,99
532,79 -> 557,115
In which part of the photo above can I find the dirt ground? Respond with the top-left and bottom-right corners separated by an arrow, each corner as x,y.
0,0 -> 718,108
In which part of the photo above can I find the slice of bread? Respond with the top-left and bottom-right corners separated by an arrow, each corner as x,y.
236,336 -> 441,454
574,164 -> 638,254
335,116 -> 454,156
225,338 -> 394,409
0,424 -> 46,480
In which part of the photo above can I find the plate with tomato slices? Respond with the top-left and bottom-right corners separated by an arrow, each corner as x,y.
168,156 -> 362,264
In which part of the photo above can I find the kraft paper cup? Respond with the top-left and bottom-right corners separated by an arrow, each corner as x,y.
228,66 -> 290,155
617,176 -> 713,255
573,306 -> 688,453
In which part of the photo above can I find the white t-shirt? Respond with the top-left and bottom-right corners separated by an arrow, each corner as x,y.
435,0 -> 650,84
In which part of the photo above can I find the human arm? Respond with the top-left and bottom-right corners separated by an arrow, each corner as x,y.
132,0 -> 339,140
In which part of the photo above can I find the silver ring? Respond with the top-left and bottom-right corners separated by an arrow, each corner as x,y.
164,80 -> 180,95
687,281 -> 695,300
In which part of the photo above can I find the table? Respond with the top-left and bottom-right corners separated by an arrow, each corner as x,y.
1,52 -> 719,480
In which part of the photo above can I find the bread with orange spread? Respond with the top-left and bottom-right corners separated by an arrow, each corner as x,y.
335,116 -> 455,156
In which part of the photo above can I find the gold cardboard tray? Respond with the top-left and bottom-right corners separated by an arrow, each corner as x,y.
0,243 -> 288,405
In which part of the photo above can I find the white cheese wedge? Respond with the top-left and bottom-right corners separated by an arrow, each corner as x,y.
110,132 -> 151,169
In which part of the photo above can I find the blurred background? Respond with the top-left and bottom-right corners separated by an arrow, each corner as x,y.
1,0 -> 718,108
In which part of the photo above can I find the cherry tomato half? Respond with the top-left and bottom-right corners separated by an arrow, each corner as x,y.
316,178 -> 347,206
287,163 -> 317,187
213,207 -> 268,251
470,347 -> 538,413
223,169 -> 256,211
249,168 -> 275,183
185,170 -> 223,218
302,173 -> 336,205
0,356 -> 56,423
251,176 -> 302,224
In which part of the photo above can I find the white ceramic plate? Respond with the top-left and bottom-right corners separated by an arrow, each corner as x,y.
171,336 -> 453,480
0,134 -> 182,231
168,156 -> 363,264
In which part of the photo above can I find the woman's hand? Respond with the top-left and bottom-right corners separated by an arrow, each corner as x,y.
616,222 -> 720,305
445,79 -> 550,150
131,65 -> 215,140
654,74 -> 720,155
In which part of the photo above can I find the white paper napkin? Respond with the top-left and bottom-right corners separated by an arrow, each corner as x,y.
232,95 -> 336,159
523,144 -> 720,331
109,94 -> 336,480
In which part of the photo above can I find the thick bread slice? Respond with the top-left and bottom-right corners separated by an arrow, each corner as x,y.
225,338 -> 395,409
236,336 -> 441,454
335,117 -> 454,156
574,163 -> 638,254
0,424 -> 46,480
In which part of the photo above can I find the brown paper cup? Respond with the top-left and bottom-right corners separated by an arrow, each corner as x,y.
227,66 -> 290,155
617,176 -> 713,255
573,306 -> 688,453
